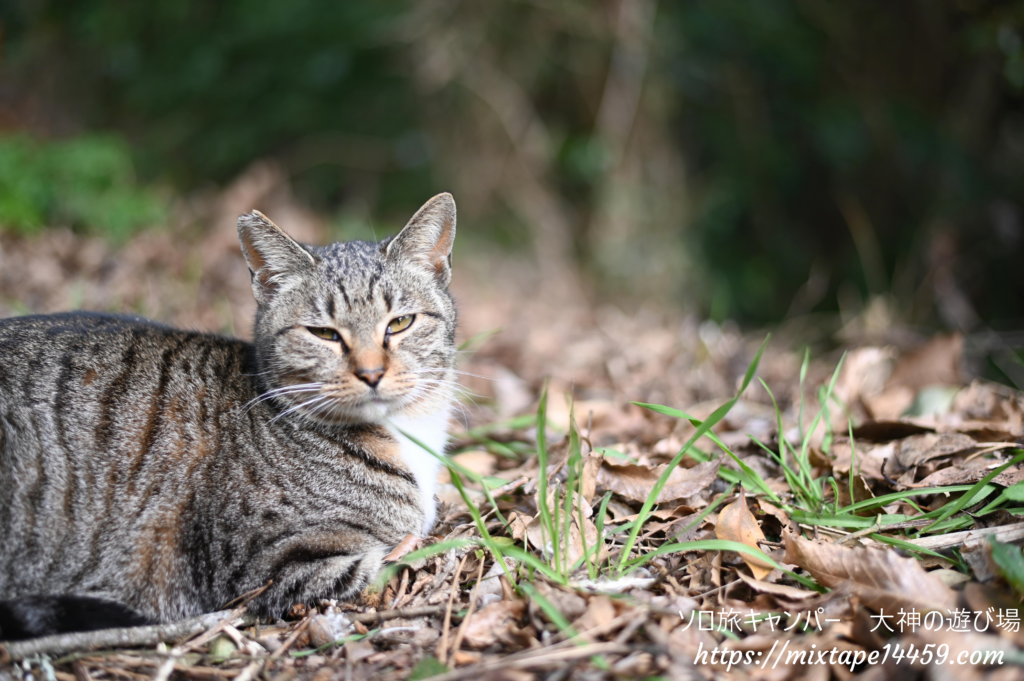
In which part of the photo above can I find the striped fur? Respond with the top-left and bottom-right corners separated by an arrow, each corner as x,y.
0,194 -> 458,626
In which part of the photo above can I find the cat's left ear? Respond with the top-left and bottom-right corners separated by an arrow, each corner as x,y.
385,193 -> 456,287
238,211 -> 317,305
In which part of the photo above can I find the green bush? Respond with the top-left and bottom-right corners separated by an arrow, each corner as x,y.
0,134 -> 166,240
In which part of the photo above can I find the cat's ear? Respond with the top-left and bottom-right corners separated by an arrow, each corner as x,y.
384,193 -> 456,287
237,211 -> 316,304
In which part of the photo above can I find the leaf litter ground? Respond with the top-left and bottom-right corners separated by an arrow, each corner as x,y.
1,220 -> 1024,680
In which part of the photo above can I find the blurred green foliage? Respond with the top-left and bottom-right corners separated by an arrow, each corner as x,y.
3,0 -> 1024,329
0,134 -> 165,239
660,1 -> 1024,325
1,0 -> 426,212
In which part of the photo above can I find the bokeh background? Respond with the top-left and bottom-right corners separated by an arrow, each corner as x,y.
1,0 -> 1024,400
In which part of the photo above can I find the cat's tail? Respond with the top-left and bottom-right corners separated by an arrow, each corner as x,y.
0,595 -> 152,641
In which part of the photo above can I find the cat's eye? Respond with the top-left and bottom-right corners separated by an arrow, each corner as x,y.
387,315 -> 414,335
307,327 -> 340,342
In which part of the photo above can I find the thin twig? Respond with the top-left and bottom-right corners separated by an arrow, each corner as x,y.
420,642 -> 632,681
268,612 -> 314,660
220,580 -> 273,610
449,554 -> 486,662
179,607 -> 251,653
390,567 -> 410,609
438,553 -> 469,666
1,610 -> 237,661
835,518 -> 934,546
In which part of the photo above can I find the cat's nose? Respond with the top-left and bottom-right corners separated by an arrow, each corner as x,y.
355,367 -> 385,388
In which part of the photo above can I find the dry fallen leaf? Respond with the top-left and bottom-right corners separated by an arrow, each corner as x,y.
580,450 -> 601,503
508,512 -> 532,542
733,571 -> 813,600
783,530 -> 957,613
715,493 -> 773,580
383,533 -> 421,562
525,489 -> 603,566
886,332 -> 963,391
757,499 -> 796,533
597,459 -> 719,504
908,460 -> 1024,488
461,599 -> 527,648
894,432 -> 977,468
571,595 -> 617,632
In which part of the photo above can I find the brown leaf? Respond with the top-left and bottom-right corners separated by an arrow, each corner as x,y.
597,459 -> 719,504
531,582 -> 587,621
782,530 -> 957,613
525,490 -> 603,566
571,595 -> 617,633
715,493 -> 772,580
435,451 -> 497,485
580,450 -> 601,503
508,512 -> 532,542
608,504 -> 695,525
894,432 -> 977,468
758,499 -> 797,533
461,599 -> 527,648
383,533 -> 420,562
831,440 -> 895,481
907,462 -> 1024,488
885,333 -> 963,391
733,571 -> 813,600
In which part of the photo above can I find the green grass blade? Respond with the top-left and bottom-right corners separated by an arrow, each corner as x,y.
798,354 -> 846,498
397,424 -> 510,528
869,534 -> 963,564
624,538 -> 822,591
848,420 -> 857,511
921,450 -> 1024,532
535,385 -> 557,570
457,326 -> 504,352
635,402 -> 780,502
375,538 -> 479,587
756,376 -> 806,502
500,544 -> 567,584
619,336 -> 769,573
520,582 -> 583,644
798,347 -> 810,445
838,486 -> 976,515
669,485 -> 735,542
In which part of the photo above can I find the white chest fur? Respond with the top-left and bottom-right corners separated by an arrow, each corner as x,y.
386,406 -> 451,536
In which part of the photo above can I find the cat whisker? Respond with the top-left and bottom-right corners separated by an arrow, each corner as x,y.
270,394 -> 332,423
415,381 -> 482,401
241,383 -> 327,414
412,381 -> 481,409
404,368 -> 496,381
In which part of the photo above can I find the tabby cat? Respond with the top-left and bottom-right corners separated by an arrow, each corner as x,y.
0,193 -> 459,640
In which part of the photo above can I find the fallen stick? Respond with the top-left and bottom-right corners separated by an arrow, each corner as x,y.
418,641 -> 633,681
905,521 -> 1024,551
0,610 -> 234,662
350,604 -> 450,625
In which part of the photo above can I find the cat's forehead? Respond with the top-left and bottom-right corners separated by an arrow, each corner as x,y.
315,239 -> 383,275
306,239 -> 423,318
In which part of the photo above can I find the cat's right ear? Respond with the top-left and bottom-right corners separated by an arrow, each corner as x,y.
237,211 -> 316,304
384,193 -> 456,287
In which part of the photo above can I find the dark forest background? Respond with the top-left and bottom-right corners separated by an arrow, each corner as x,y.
2,1 -> 1024,354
